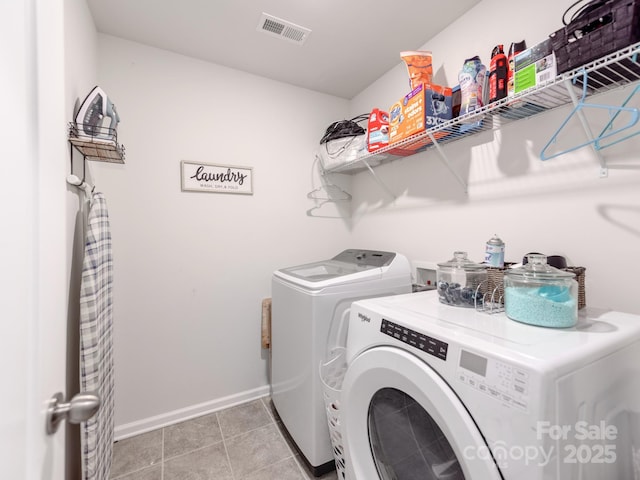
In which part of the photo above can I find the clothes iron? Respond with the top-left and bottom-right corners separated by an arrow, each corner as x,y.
75,86 -> 120,142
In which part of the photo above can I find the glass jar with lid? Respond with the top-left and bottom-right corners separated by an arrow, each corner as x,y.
436,251 -> 487,308
504,254 -> 578,327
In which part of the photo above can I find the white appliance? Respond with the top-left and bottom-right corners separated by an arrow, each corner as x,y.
341,290 -> 640,480
271,249 -> 412,476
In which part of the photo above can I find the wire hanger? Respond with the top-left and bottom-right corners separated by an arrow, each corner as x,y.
307,183 -> 352,201
540,69 -> 640,160
306,181 -> 352,217
306,154 -> 352,201
306,199 -> 354,218
306,199 -> 331,216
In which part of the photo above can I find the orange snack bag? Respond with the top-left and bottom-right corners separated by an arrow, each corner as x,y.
401,51 -> 433,90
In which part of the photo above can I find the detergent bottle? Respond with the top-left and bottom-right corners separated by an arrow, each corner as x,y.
366,108 -> 389,153
458,56 -> 486,121
488,45 -> 508,103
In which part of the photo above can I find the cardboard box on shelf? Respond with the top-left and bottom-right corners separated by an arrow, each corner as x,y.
388,83 -> 453,154
514,39 -> 556,94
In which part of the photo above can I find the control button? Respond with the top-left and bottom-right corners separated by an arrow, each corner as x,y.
512,399 -> 528,410
379,320 -> 448,361
513,383 -> 527,395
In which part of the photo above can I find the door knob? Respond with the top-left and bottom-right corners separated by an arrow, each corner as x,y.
46,391 -> 101,435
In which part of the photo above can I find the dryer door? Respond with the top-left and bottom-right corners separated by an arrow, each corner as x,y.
341,346 -> 502,480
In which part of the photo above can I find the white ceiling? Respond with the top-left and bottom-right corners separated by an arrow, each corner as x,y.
86,0 -> 481,99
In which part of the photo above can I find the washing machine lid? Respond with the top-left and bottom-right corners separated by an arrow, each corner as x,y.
274,249 -> 402,290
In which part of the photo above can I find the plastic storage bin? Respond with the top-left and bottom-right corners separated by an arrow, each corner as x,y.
550,0 -> 640,75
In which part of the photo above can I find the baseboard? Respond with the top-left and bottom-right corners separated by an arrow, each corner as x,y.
113,384 -> 271,441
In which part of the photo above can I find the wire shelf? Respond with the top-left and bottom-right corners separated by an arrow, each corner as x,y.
68,122 -> 125,164
324,42 -> 640,175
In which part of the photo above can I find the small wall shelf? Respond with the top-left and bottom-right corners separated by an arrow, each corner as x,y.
322,42 -> 640,179
68,122 -> 125,164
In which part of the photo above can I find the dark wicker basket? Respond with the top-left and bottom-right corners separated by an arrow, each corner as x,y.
550,0 -> 640,75
486,264 -> 586,310
566,267 -> 587,310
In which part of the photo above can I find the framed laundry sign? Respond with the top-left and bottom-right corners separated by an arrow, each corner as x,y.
181,161 -> 253,195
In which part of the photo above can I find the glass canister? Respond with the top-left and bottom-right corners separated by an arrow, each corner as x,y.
504,254 -> 578,328
437,251 -> 487,308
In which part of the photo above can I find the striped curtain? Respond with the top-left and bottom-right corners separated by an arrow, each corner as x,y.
79,192 -> 115,480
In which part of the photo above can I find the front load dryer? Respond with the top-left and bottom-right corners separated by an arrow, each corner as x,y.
271,249 -> 412,476
341,290 -> 640,480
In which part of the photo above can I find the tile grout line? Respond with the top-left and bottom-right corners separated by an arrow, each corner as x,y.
161,427 -> 165,480
161,438 -> 226,462
221,421 -> 280,443
259,396 -> 276,423
250,455 -> 303,479
113,397 -> 316,480
217,410 -> 238,480
261,397 -> 307,479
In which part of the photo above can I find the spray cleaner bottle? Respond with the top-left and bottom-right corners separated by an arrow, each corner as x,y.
488,45 -> 508,103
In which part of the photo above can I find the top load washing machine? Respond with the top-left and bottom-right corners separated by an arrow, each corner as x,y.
340,290 -> 640,480
271,249 -> 412,476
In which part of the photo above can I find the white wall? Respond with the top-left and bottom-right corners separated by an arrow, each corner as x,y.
348,0 -> 640,314
63,0 -> 98,476
88,0 -> 640,436
64,0 -> 98,353
93,35 -> 352,433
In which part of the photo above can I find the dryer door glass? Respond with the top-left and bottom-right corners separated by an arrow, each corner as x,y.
368,387 -> 465,480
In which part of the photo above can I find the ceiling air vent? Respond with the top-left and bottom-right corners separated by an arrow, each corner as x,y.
257,13 -> 311,45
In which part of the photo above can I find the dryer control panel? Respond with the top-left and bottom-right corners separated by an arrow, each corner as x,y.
333,249 -> 396,267
380,319 -> 448,360
457,349 -> 530,412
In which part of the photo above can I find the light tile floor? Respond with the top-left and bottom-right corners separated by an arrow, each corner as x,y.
110,397 -> 339,480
